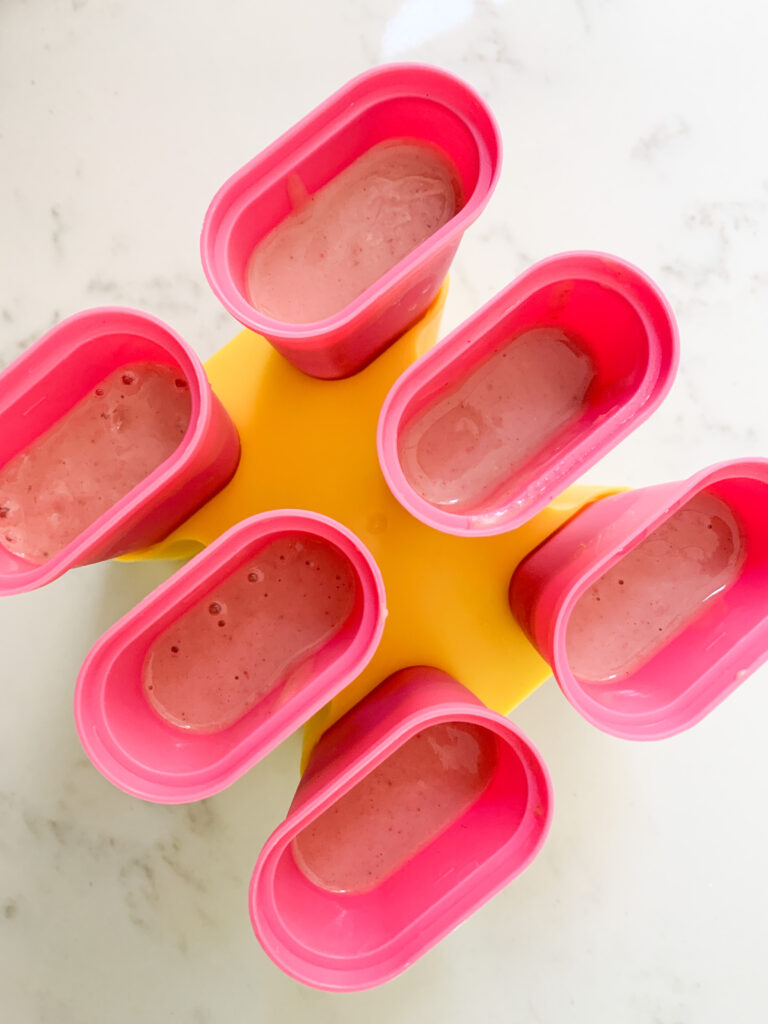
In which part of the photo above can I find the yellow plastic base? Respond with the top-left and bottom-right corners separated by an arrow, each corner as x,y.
121,282 -> 618,767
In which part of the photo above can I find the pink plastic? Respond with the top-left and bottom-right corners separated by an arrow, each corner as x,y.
509,459 -> 768,738
74,510 -> 386,803
250,667 -> 552,991
0,308 -> 240,595
378,252 -> 679,535
201,63 -> 501,379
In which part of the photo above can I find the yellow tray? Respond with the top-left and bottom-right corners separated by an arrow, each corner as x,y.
121,282 -> 617,766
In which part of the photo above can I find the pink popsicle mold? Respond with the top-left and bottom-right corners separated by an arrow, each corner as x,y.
509,459 -> 768,738
74,510 -> 386,803
250,667 -> 552,991
0,307 -> 240,595
378,251 -> 679,536
201,63 -> 501,379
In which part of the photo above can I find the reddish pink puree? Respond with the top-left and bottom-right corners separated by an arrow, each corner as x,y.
245,139 -> 461,323
566,491 -> 745,682
291,721 -> 497,893
0,362 -> 191,563
398,327 -> 595,510
143,534 -> 357,732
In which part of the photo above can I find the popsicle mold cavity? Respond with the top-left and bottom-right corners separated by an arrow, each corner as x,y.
245,140 -> 461,325
0,362 -> 192,564
0,307 -> 240,595
74,511 -> 385,802
201,63 -> 501,378
142,533 -> 358,733
250,668 -> 552,991
378,252 -> 678,535
509,460 -> 768,738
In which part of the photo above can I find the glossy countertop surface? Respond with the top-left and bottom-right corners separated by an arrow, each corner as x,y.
1,1 -> 767,1020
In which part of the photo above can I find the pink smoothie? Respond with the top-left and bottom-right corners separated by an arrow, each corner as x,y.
291,721 -> 497,893
398,327 -> 596,510
565,491 -> 745,682
245,139 -> 461,324
0,362 -> 191,563
142,534 -> 357,732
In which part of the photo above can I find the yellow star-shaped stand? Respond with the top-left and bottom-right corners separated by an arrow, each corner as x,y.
121,283 -> 616,765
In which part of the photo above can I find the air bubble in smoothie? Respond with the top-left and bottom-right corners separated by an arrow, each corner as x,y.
0,362 -> 191,563
245,139 -> 461,323
565,491 -> 745,682
290,721 -> 497,893
398,328 -> 596,510
142,534 -> 358,732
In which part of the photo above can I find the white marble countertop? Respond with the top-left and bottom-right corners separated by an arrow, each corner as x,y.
2,1 -> 768,1020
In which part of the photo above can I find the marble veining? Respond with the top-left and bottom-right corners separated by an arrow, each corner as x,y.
1,0 -> 768,1022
